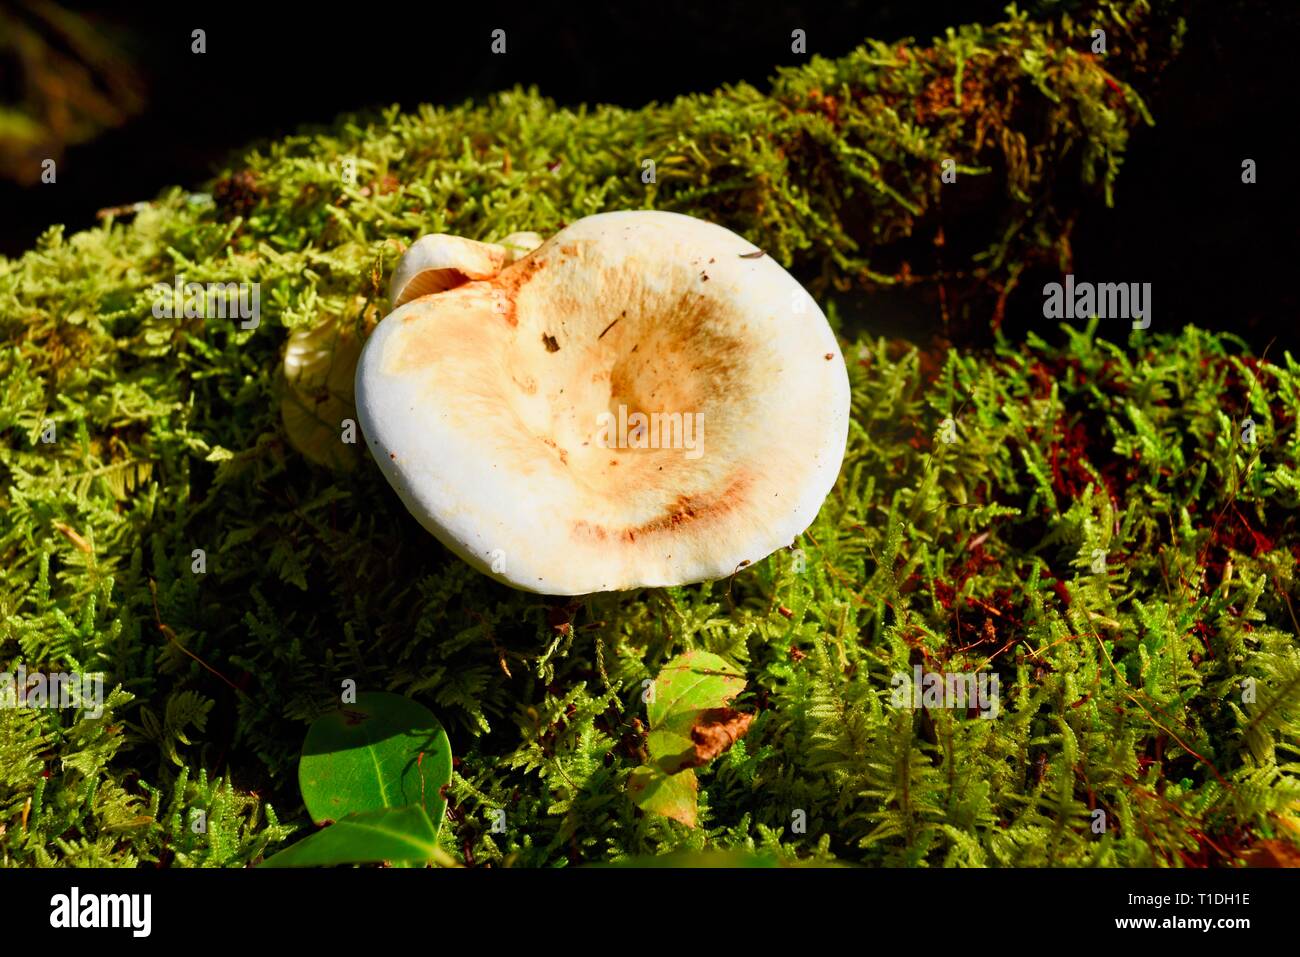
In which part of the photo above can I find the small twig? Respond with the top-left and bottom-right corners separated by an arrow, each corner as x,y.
148,579 -> 243,694
52,521 -> 92,555
95,200 -> 153,222
1090,630 -> 1234,795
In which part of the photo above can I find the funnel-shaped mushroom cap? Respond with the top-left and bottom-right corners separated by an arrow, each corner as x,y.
356,210 -> 850,595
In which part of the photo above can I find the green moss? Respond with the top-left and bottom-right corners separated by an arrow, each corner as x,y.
3,1 -> 1297,868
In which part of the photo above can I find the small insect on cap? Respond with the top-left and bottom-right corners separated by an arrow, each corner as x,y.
355,210 -> 850,594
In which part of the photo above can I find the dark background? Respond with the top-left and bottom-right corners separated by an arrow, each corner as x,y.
1,0 -> 1295,349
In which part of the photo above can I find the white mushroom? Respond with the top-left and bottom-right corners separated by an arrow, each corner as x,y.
355,210 -> 850,595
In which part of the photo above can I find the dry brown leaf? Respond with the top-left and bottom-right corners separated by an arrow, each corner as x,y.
683,707 -> 754,769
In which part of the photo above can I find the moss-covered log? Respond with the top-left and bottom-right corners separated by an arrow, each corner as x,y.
3,0 -> 1298,868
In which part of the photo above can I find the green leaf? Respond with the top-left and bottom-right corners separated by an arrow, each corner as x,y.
298,692 -> 452,826
627,765 -> 698,827
646,650 -> 746,774
629,651 -> 746,827
260,805 -> 443,867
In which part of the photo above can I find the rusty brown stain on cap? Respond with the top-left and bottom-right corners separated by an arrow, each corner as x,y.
623,474 -> 751,542
489,256 -> 545,328
571,472 -> 752,545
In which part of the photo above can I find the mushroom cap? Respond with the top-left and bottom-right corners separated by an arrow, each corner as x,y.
388,234 -> 508,309
356,210 -> 850,595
